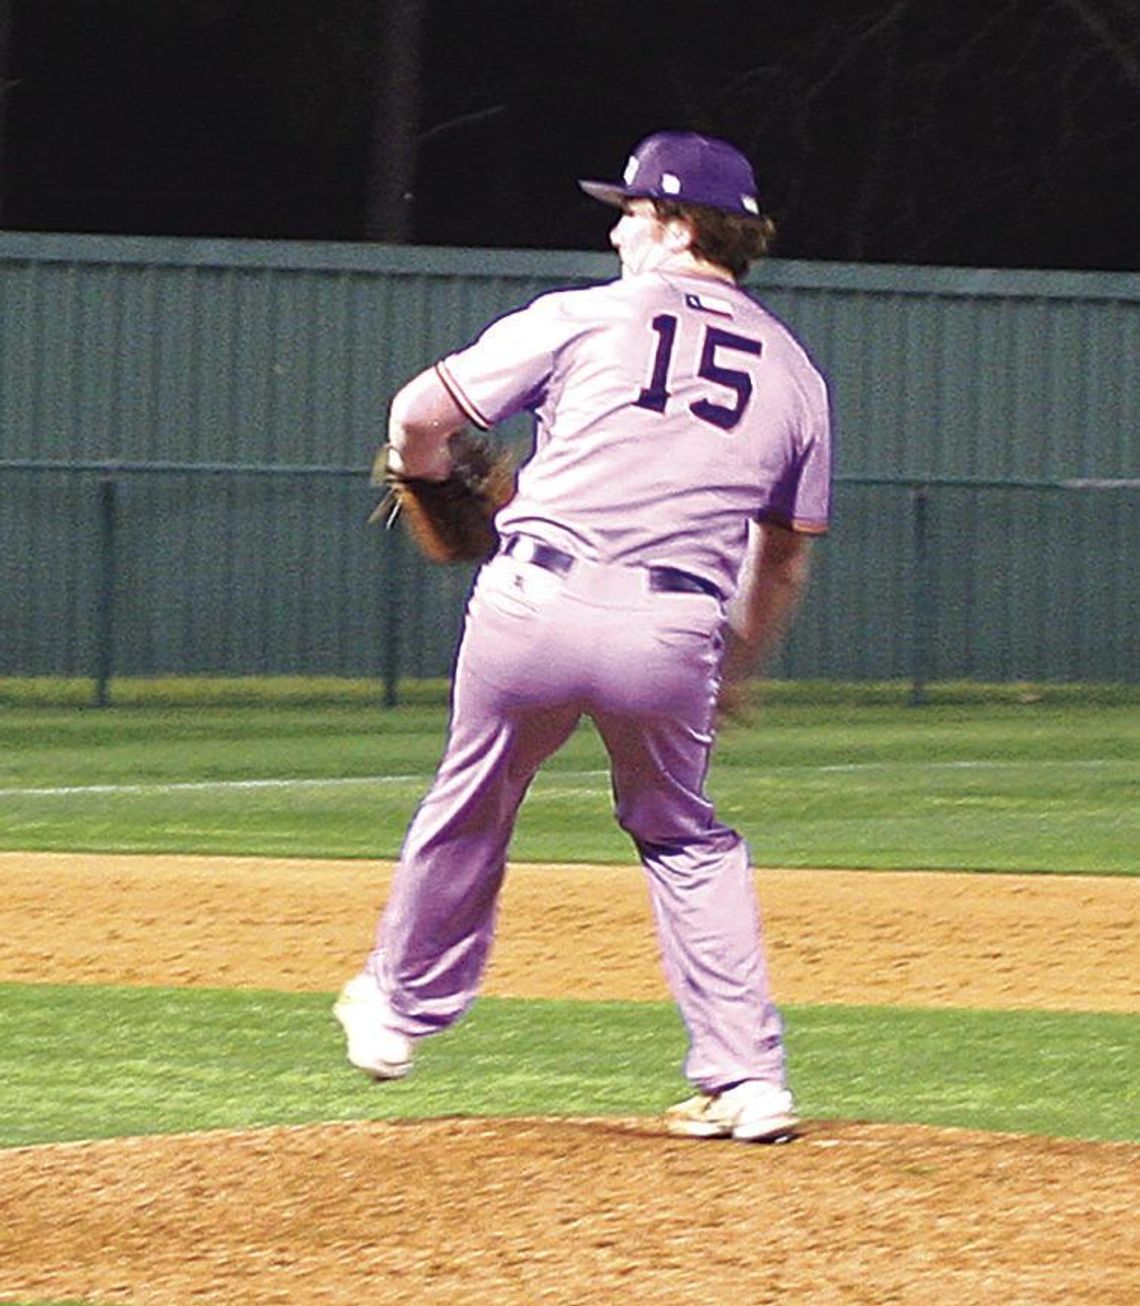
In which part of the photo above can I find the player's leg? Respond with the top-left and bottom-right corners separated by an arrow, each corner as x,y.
338,677 -> 577,1079
588,593 -> 786,1094
595,709 -> 787,1092
369,693 -> 578,1035
364,554 -> 581,1037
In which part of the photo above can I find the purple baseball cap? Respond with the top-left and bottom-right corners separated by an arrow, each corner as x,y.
579,131 -> 762,218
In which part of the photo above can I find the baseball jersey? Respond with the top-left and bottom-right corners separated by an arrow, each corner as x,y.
437,270 -> 831,599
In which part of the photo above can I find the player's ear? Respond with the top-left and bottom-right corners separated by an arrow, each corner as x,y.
661,214 -> 695,253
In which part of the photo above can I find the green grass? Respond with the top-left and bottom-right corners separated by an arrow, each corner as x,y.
0,681 -> 1134,1171
0,983 -> 1135,1147
2,676 -> 1135,711
0,681 -> 1135,871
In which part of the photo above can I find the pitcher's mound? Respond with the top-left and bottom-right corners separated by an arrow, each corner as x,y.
3,1116 -> 1136,1304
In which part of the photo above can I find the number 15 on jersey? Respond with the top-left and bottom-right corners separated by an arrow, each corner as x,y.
634,312 -> 763,432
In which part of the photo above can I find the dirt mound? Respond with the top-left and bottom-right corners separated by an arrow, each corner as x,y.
4,1118 -> 1136,1304
1,852 -> 1136,1304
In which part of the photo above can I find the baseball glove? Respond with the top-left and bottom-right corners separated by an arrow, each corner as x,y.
369,431 -> 515,563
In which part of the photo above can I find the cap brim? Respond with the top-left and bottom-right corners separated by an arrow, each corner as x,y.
578,179 -> 635,208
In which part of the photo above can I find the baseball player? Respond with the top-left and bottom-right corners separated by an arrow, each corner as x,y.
336,131 -> 831,1142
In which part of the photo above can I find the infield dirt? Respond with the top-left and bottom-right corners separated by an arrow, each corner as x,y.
1,853 -> 1136,1304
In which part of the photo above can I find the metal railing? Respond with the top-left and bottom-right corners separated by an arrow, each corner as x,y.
2,460 -> 1136,706
2,458 -> 384,707
835,474 -> 1138,704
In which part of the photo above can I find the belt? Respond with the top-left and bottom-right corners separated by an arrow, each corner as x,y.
648,566 -> 723,600
503,536 -> 722,600
503,535 -> 575,576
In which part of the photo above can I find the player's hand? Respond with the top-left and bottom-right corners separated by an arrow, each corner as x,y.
378,440 -> 453,483
715,677 -> 757,729
715,626 -> 759,728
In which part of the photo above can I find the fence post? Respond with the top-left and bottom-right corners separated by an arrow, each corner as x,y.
94,475 -> 118,707
909,484 -> 932,707
381,522 -> 403,707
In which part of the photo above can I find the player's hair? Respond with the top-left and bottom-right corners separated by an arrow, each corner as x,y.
652,200 -> 777,279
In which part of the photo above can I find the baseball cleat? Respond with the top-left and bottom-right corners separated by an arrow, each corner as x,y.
665,1082 -> 798,1142
333,974 -> 413,1080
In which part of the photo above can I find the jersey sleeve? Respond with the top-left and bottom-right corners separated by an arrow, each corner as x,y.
435,292 -> 569,429
756,368 -> 832,535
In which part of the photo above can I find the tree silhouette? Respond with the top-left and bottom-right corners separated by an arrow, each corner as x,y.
711,0 -> 1139,266
0,0 -> 11,223
364,0 -> 422,242
3,1 -> 1136,268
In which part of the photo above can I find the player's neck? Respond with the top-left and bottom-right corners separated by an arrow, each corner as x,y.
668,250 -> 737,284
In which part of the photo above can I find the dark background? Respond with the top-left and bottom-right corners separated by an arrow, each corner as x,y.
4,0 -> 1138,270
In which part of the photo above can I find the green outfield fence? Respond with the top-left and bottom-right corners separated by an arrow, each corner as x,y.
1,233 -> 1137,703
1,458 -> 1135,706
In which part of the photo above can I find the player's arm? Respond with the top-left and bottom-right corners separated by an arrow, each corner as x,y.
719,522 -> 814,715
384,367 -> 468,481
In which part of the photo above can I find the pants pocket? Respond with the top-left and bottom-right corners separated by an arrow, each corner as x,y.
475,555 -> 566,621
651,593 -> 724,650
